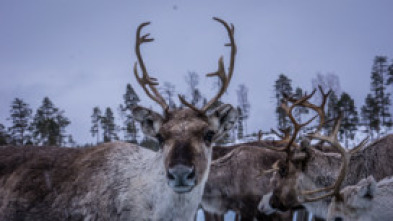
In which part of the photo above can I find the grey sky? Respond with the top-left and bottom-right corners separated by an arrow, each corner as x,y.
1,0 -> 393,144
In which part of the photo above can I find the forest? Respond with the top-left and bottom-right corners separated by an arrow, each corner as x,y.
1,55 -> 393,149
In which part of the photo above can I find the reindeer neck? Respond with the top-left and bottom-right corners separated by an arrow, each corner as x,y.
297,149 -> 343,219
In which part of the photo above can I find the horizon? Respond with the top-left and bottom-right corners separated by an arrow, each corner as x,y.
1,1 -> 393,145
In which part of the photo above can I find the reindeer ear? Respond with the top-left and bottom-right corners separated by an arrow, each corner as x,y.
133,106 -> 164,138
358,176 -> 377,200
207,104 -> 238,142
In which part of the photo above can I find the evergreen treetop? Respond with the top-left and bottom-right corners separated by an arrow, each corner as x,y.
7,98 -> 33,145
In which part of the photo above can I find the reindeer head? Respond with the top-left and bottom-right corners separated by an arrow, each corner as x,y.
259,88 -> 367,215
259,89 -> 324,213
327,176 -> 377,221
132,18 -> 238,194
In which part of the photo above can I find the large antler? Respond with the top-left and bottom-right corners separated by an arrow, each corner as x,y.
285,86 -> 331,133
280,91 -> 319,154
134,22 -> 169,111
271,127 -> 293,146
263,91 -> 318,152
300,114 -> 369,202
179,17 -> 237,114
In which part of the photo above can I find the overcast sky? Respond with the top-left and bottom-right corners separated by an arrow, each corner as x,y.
1,0 -> 393,144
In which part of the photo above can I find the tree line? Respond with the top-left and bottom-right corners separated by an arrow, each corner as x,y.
0,97 -> 72,146
0,71 -> 251,148
1,55 -> 391,147
88,71 -> 251,150
274,55 -> 393,146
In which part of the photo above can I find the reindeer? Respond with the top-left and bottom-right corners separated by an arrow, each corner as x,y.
326,175 -> 393,221
0,17 -> 238,221
258,88 -> 393,220
202,143 -> 290,221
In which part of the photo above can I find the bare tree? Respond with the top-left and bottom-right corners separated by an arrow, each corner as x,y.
185,71 -> 203,107
90,106 -> 102,144
237,84 -> 250,135
311,73 -> 341,102
160,82 -> 177,109
185,71 -> 199,93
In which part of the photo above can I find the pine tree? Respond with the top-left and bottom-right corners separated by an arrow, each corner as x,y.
370,56 -> 392,130
185,72 -> 203,107
90,106 -> 102,144
337,92 -> 358,147
274,74 -> 293,129
190,89 -> 202,107
124,117 -> 138,143
325,91 -> 340,131
67,135 -> 76,147
32,97 -> 70,146
387,60 -> 393,85
160,82 -> 176,109
0,123 -> 10,145
121,84 -> 141,143
7,98 -> 33,145
123,84 -> 140,110
361,94 -> 380,139
236,106 -> 244,140
293,87 -> 309,124
118,104 -> 139,143
101,107 -> 118,142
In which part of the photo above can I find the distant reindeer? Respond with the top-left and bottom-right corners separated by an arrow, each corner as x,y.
0,17 -> 238,221
258,88 -> 393,220
327,176 -> 393,221
202,143 -> 290,221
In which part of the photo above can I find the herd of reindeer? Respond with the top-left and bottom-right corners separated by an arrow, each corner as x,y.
1,17 -> 393,221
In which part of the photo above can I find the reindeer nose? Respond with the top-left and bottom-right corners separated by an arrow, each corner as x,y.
167,165 -> 196,192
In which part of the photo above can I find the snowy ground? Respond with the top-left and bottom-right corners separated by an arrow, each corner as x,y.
195,209 -> 236,221
196,209 -> 313,221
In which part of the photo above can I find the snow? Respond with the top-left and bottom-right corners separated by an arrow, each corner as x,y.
196,209 -> 236,221
196,209 -> 314,221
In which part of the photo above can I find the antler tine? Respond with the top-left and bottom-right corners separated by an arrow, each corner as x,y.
262,90 -> 319,153
258,160 -> 280,177
178,17 -> 236,114
300,113 -> 369,202
350,136 -> 369,155
178,95 -> 202,113
316,85 -> 332,132
201,17 -> 236,112
271,128 -> 299,147
262,128 -> 296,152
281,90 -> 318,153
134,22 -> 169,111
301,114 -> 344,197
286,85 -> 331,133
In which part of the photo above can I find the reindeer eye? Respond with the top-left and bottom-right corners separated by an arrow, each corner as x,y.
279,166 -> 287,177
156,133 -> 165,146
204,130 -> 216,143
